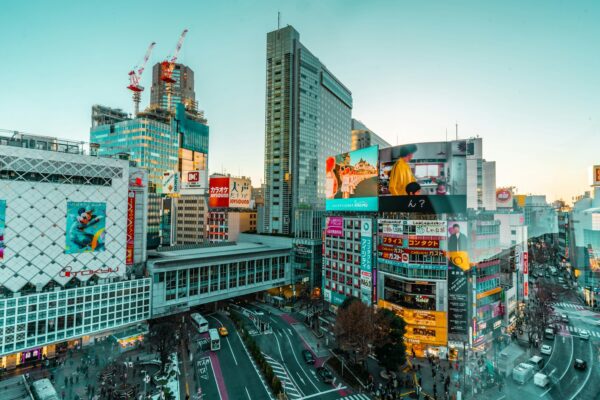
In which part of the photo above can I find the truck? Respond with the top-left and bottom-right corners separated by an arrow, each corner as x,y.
534,373 -> 550,388
497,343 -> 525,378
512,363 -> 535,384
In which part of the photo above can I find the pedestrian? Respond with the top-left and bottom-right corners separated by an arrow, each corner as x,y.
65,376 -> 68,387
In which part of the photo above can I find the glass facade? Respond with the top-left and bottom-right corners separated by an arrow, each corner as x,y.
0,279 -> 151,357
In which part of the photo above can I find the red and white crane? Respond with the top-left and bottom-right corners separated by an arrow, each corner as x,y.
160,29 -> 189,111
127,42 -> 156,115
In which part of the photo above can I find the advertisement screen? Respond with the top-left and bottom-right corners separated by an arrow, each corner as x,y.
162,171 -> 180,194
325,216 -> 344,237
325,146 -> 379,211
447,221 -> 469,252
0,200 -> 5,260
209,177 -> 231,208
593,165 -> 600,186
229,177 -> 251,208
360,219 -> 373,305
65,202 -> 106,254
379,141 -> 468,213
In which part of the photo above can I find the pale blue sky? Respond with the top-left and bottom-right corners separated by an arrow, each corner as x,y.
1,0 -> 599,202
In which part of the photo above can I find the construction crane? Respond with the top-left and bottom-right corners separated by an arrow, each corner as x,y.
160,29 -> 189,111
127,42 -> 156,116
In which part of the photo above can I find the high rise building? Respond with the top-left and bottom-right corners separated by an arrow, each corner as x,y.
90,101 -> 209,248
263,25 -> 353,235
351,119 -> 391,151
0,132 -> 151,369
150,63 -> 197,112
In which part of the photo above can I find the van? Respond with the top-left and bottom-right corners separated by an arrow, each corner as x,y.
512,363 -> 535,384
528,356 -> 545,370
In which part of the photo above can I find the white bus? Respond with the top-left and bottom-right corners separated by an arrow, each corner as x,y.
209,328 -> 221,351
191,313 -> 209,333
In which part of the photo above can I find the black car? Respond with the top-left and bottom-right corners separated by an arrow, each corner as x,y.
316,367 -> 333,383
302,349 -> 315,365
574,359 -> 587,371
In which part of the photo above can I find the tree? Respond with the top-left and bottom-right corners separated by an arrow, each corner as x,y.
149,322 -> 178,373
373,308 -> 407,373
333,297 -> 375,364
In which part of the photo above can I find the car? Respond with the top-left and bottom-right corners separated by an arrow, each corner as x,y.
302,349 -> 315,364
574,359 -> 587,371
218,326 -> 229,337
316,367 -> 333,383
579,330 -> 590,340
560,314 -> 569,323
594,320 -> 600,327
561,284 -> 569,290
252,308 -> 265,316
540,345 -> 552,355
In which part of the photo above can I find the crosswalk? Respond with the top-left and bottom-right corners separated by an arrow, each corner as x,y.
336,395 -> 371,400
551,302 -> 587,311
555,323 -> 600,338
262,353 -> 302,399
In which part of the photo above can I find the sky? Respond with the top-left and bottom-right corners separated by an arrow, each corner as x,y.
1,0 -> 599,203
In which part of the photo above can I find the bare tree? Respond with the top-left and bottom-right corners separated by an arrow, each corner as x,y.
148,322 -> 178,373
333,298 -> 375,365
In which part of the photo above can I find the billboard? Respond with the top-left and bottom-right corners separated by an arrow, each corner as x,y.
126,191 -> 135,265
325,146 -> 379,212
447,221 -> 469,252
378,141 -> 468,213
0,200 -> 5,260
209,177 -> 230,208
182,170 -> 207,189
325,216 -> 344,237
592,165 -> 600,186
496,188 -> 513,208
209,176 -> 252,208
229,177 -> 251,208
65,202 -> 106,254
162,171 -> 180,194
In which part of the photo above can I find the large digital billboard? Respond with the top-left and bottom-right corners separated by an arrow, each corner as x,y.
126,191 -> 135,266
447,220 -> 470,337
496,188 -> 513,209
325,146 -> 378,212
379,140 -> 468,213
209,176 -> 252,208
0,200 -> 5,260
65,202 -> 106,254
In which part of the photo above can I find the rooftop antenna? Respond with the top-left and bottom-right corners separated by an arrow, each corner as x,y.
455,122 -> 458,140
278,11 -> 281,29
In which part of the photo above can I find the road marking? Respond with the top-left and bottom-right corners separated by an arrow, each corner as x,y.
297,386 -> 348,399
208,356 -> 224,400
296,371 -> 306,385
568,340 -> 594,400
234,329 -> 275,400
244,386 -> 252,400
209,315 -> 239,366
273,328 -> 285,360
283,330 -> 321,392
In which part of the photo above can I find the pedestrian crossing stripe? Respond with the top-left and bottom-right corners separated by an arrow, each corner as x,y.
262,353 -> 302,399
551,302 -> 587,310
555,324 -> 600,337
336,395 -> 371,400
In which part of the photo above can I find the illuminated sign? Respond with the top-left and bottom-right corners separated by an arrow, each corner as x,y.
593,165 -> 600,186
325,217 -> 344,237
126,191 -> 135,265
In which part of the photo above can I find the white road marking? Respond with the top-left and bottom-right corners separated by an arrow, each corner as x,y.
283,329 -> 321,391
568,340 -> 594,400
245,386 -> 252,400
297,386 -> 348,399
296,371 -> 306,385
209,315 -> 238,366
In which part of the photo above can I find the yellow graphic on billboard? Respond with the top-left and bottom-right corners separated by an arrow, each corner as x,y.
447,251 -> 470,271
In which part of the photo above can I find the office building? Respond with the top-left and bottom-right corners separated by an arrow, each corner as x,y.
263,25 -> 353,235
206,211 -> 257,243
519,195 -> 559,239
0,132 -> 151,369
150,63 -> 197,112
351,119 -> 391,151
90,100 -> 209,248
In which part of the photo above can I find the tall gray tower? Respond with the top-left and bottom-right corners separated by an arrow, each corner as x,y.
263,25 -> 353,234
150,62 -> 197,112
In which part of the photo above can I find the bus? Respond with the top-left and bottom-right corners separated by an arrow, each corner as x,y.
191,313 -> 209,333
209,328 -> 221,351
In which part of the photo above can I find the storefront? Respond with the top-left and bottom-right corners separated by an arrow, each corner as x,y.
0,344 -> 56,370
111,324 -> 149,353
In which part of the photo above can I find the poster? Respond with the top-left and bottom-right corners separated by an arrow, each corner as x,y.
0,200 -> 5,260
229,177 -> 251,208
360,219 -> 373,305
325,146 -> 379,212
65,202 -> 106,254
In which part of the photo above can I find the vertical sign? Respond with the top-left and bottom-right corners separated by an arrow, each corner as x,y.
0,199 -> 5,260
126,191 -> 136,265
360,219 -> 373,305
523,252 -> 529,299
325,217 -> 344,237
447,262 -> 469,336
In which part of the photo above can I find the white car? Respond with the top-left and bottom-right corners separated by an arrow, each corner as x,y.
579,330 -> 590,340
540,345 -> 552,355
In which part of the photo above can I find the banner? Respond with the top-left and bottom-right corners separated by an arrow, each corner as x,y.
229,177 -> 251,208
65,202 -> 106,254
126,191 -> 135,265
360,219 -> 373,305
325,216 -> 344,237
0,200 -> 5,260
162,171 -> 180,194
209,177 -> 231,208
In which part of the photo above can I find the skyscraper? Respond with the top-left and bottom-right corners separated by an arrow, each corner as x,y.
150,63 -> 197,112
263,25 -> 353,235
351,118 -> 391,151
